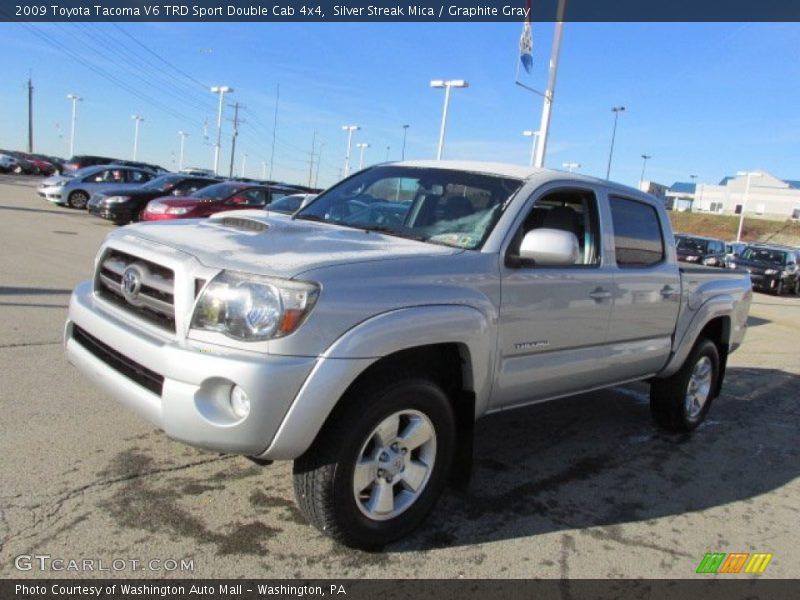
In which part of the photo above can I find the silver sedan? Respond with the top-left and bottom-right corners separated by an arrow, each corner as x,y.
38,165 -> 156,209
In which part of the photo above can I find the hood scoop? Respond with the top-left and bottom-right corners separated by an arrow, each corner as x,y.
218,216 -> 270,232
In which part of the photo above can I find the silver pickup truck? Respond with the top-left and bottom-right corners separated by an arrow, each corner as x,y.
65,161 -> 751,548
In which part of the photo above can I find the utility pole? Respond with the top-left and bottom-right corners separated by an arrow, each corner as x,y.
227,101 -> 244,178
314,143 -> 324,189
27,75 -> 34,153
307,129 -> 317,187
606,105 -> 626,179
269,83 -> 280,180
66,94 -> 82,157
210,85 -> 233,175
639,154 -> 652,186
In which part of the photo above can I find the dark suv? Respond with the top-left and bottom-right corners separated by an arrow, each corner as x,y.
674,234 -> 727,267
732,244 -> 800,295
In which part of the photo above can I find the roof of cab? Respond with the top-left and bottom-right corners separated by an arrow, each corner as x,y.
387,160 -> 649,199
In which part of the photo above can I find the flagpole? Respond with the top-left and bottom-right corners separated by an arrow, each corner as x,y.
533,0 -> 566,168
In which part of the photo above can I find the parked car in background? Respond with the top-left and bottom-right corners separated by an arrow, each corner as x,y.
0,153 -> 17,172
1,151 -> 40,175
62,155 -> 119,174
38,165 -> 155,208
730,244 -> 800,295
267,193 -> 317,215
142,181 -> 278,221
180,167 -> 216,177
88,174 -> 220,224
674,234 -> 727,267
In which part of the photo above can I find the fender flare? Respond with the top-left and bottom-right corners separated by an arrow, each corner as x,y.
658,294 -> 734,378
258,304 -> 494,460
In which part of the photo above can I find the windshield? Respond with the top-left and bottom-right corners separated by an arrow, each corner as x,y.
740,247 -> 787,264
139,175 -> 183,192
675,236 -> 709,254
192,182 -> 240,201
294,166 -> 523,249
269,194 -> 308,214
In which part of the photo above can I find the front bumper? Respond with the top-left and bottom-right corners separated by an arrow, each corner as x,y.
38,186 -> 65,203
747,273 -> 779,291
88,201 -> 132,223
65,280 -> 319,456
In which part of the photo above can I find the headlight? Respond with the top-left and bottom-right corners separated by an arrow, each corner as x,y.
146,201 -> 167,214
191,270 -> 319,341
764,268 -> 779,276
684,255 -> 699,262
105,195 -> 131,203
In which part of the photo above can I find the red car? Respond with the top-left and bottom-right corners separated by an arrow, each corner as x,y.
142,182 -> 273,221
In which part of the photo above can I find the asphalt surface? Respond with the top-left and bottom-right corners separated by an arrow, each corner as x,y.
1,174 -> 798,579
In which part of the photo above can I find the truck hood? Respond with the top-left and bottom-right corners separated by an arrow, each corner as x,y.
118,210 -> 461,278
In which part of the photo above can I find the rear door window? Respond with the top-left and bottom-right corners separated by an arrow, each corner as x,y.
609,197 -> 665,268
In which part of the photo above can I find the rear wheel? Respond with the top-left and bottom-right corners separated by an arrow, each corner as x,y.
68,190 -> 89,209
774,279 -> 784,295
650,338 -> 719,433
293,373 -> 455,549
793,278 -> 800,296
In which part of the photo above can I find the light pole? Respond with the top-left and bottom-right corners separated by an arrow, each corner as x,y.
639,154 -> 652,185
522,130 -> 540,167
356,142 -> 370,170
314,143 -> 324,188
562,162 -> 581,173
240,153 -> 248,178
131,114 -> 144,160
385,146 -> 391,161
261,161 -> 267,180
177,131 -> 189,171
735,171 -> 763,242
430,79 -> 468,160
606,105 -> 626,180
532,0 -> 567,168
66,94 -> 82,157
210,85 -> 233,175
401,124 -> 410,160
342,125 -> 360,177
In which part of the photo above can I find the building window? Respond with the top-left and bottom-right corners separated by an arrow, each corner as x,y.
734,204 -> 742,215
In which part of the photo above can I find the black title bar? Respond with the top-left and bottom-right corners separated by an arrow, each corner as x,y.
3,0 -> 800,22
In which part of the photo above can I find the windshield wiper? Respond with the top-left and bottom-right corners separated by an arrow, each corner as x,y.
292,213 -> 328,222
355,224 -> 428,242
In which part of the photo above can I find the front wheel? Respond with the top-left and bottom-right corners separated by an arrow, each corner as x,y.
68,190 -> 89,209
293,374 -> 455,549
774,279 -> 784,295
650,338 -> 720,433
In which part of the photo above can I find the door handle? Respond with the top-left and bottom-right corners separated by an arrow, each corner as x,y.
660,286 -> 680,298
589,288 -> 612,301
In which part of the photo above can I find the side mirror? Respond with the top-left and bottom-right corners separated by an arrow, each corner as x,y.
513,228 -> 580,267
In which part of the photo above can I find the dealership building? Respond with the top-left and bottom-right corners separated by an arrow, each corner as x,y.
666,171 -> 800,220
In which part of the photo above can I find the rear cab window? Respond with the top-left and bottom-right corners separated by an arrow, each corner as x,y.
609,196 -> 665,268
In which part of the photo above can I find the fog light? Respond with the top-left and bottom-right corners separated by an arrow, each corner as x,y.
229,385 -> 251,419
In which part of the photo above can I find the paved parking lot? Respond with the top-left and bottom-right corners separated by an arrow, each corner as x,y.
1,174 -> 798,578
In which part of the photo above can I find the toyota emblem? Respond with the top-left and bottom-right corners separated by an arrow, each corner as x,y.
121,265 -> 144,304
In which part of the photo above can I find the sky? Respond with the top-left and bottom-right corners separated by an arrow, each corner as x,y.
0,21 -> 799,189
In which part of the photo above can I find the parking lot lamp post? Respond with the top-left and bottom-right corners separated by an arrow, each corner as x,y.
735,171 -> 763,242
430,80 -> 468,160
522,130 -> 540,166
177,131 -> 189,171
66,94 -> 82,156
210,85 -> 233,175
356,143 -> 370,170
401,124 -> 410,160
131,114 -> 144,160
261,161 -> 268,180
605,106 -> 625,179
240,153 -> 248,178
639,154 -> 652,186
342,125 -> 360,177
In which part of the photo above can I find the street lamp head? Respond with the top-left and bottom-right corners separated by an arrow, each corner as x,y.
449,80 -> 469,88
356,143 -> 370,149
131,114 -> 144,121
522,130 -> 540,137
66,94 -> 82,101
210,86 -> 233,93
641,154 -> 652,160
342,125 -> 360,131
430,80 -> 445,88
403,124 -> 410,129
611,106 -> 626,113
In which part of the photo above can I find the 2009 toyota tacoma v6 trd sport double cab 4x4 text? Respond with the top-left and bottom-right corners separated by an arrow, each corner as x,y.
65,161 -> 752,548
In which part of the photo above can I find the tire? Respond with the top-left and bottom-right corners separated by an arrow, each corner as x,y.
650,338 -> 719,433
794,279 -> 800,296
68,190 -> 89,209
293,372 -> 456,549
774,279 -> 784,296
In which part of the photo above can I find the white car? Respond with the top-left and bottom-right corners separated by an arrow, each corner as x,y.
0,153 -> 18,172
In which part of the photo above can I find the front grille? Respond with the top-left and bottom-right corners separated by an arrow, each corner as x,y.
72,325 -> 164,395
95,249 -> 176,332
